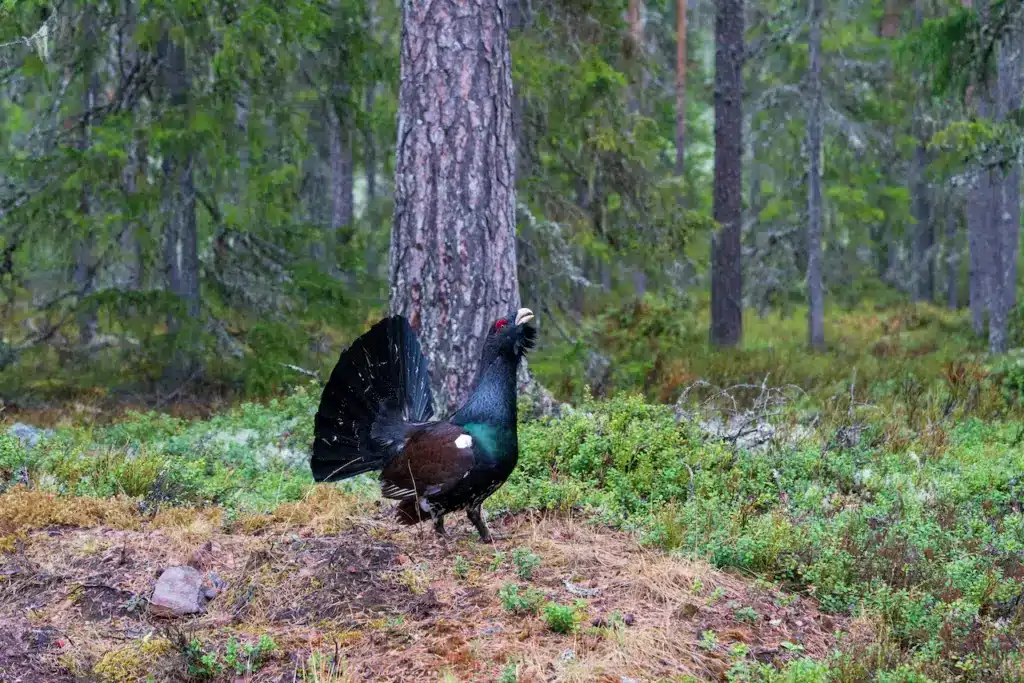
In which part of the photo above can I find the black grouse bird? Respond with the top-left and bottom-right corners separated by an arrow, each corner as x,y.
309,307 -> 537,542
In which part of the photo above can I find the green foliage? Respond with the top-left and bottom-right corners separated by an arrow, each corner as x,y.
452,555 -> 470,580
498,583 -> 545,616
511,547 -> 541,580
183,638 -> 222,681
542,600 -> 583,634
178,634 -> 277,680
498,660 -> 519,683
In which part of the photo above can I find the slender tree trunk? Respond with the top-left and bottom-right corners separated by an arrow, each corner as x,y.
364,85 -> 377,206
946,198 -> 959,310
626,0 -> 645,114
806,0 -> 824,349
120,136 -> 144,291
675,0 -> 688,176
968,168 -> 988,334
911,141 -> 933,301
160,35 -> 200,386
75,3 -> 99,346
117,0 -> 142,292
964,0 -> 987,335
328,101 -> 354,243
364,0 -> 379,207
989,26 -> 1022,353
710,0 -> 744,346
390,0 -> 519,416
910,0 -> 933,303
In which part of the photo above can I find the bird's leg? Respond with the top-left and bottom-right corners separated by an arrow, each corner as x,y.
466,505 -> 493,543
433,514 -> 451,539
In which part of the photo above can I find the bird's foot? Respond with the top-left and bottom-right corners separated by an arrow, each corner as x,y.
433,516 -> 451,540
478,530 -> 509,543
467,506 -> 504,543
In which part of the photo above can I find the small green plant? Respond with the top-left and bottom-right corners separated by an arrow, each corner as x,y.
498,583 -> 545,615
729,643 -> 750,659
453,555 -> 470,580
543,600 -> 583,634
183,638 -> 222,680
775,593 -> 798,607
498,660 -> 519,683
708,587 -> 725,604
489,551 -> 507,572
780,641 -> 805,653
511,547 -> 541,580
734,606 -> 759,624
698,630 -> 719,651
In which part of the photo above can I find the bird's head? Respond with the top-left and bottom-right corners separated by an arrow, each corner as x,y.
481,307 -> 537,362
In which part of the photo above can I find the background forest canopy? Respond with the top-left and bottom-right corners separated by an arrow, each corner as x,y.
0,0 -> 1023,408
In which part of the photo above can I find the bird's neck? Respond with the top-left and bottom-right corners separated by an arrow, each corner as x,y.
451,354 -> 519,432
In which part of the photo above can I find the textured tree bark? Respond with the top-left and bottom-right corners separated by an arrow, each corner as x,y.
626,0 -> 645,115
390,0 -> 520,417
806,0 -> 824,349
675,0 -> 688,176
710,0 -> 744,347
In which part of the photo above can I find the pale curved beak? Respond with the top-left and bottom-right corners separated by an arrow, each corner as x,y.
515,308 -> 535,326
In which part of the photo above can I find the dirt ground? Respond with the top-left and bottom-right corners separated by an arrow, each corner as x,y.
0,501 -> 849,682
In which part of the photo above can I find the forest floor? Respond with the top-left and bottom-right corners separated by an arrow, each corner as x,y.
3,302 -> 1024,682
0,492 -> 848,682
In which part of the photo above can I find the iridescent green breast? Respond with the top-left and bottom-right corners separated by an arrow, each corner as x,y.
462,422 -> 516,462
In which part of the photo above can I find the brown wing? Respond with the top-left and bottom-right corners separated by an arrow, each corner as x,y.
379,422 -> 475,501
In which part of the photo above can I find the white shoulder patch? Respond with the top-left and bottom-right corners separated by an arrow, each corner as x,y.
454,434 -> 473,449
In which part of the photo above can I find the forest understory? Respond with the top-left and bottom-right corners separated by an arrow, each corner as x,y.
2,302 -> 1024,682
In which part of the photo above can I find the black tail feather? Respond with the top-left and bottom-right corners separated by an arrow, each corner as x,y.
310,315 -> 433,482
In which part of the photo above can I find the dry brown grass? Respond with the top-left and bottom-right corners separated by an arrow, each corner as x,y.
232,485 -> 372,536
0,492 -> 854,682
0,487 -> 140,538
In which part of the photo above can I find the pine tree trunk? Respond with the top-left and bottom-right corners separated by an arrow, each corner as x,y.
390,0 -> 520,416
364,85 -> 377,206
161,36 -> 200,383
117,0 -> 142,292
806,0 -> 824,349
75,3 -> 99,346
965,0 -> 988,336
911,141 -> 933,302
946,199 -> 959,310
968,168 -> 988,334
910,0 -> 933,303
626,0 -> 645,114
120,136 -> 144,291
328,101 -> 354,244
989,27 -> 1022,353
675,0 -> 688,176
710,0 -> 744,347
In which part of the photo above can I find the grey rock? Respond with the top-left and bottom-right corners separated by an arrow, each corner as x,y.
150,566 -> 208,617
8,423 -> 51,449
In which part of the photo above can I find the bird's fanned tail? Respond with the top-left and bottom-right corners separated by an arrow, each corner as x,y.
310,315 -> 433,482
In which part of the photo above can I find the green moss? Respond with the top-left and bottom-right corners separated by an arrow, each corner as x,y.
93,638 -> 173,683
